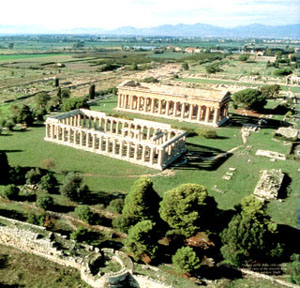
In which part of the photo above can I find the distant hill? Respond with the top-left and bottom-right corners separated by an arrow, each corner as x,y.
0,23 -> 299,39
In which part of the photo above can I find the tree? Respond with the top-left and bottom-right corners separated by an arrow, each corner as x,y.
32,107 -> 47,121
0,152 -> 10,185
10,105 -> 34,126
182,63 -> 189,71
273,68 -> 292,76
74,205 -> 94,224
159,184 -> 211,237
283,254 -> 300,285
61,88 -> 71,99
205,63 -> 222,74
60,172 -> 89,202
261,84 -> 281,99
8,43 -> 14,49
36,195 -> 54,210
35,92 -> 50,108
2,184 -> 19,200
89,84 -> 96,100
107,198 -> 124,213
232,88 -> 267,111
220,195 -> 283,266
124,220 -> 158,261
122,178 -> 161,225
238,54 -> 249,61
55,78 -> 59,87
40,172 -> 58,194
25,168 -> 42,185
172,246 -> 201,274
61,97 -> 89,112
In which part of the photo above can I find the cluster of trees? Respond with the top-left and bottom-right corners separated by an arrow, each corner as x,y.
205,63 -> 223,74
110,178 -> 284,275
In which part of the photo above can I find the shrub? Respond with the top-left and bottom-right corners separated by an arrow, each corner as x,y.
198,129 -> 218,139
172,246 -> 201,274
238,54 -> 249,61
61,97 -> 89,112
25,168 -> 42,185
36,195 -> 54,210
2,184 -> 19,200
74,205 -> 94,224
273,68 -> 292,76
107,198 -> 124,213
40,173 -> 58,194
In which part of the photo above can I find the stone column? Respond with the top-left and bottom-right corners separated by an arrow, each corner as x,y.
150,147 -> 154,165
137,96 -> 141,111
165,100 -> 170,116
68,128 -> 71,143
105,137 -> 109,152
94,118 -> 97,129
158,149 -> 164,167
151,99 -> 155,113
134,144 -> 138,160
92,134 -> 96,149
119,141 -> 123,156
197,105 -> 201,121
104,119 -> 108,132
86,133 -> 89,148
173,102 -> 177,117
99,136 -> 103,150
112,139 -> 116,155
78,114 -> 81,127
205,107 -> 210,122
62,127 -> 65,141
73,130 -> 77,145
181,103 -> 185,118
142,145 -> 146,161
127,142 -> 131,158
118,94 -> 121,108
213,108 -> 219,125
110,120 -> 114,133
80,131 -> 83,146
88,117 -> 91,129
144,98 -> 147,112
83,115 -> 87,127
158,100 -> 162,114
189,104 -> 193,120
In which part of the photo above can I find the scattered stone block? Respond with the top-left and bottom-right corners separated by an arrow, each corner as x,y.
255,149 -> 286,161
222,175 -> 231,180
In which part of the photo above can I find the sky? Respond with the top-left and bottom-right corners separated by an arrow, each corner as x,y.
1,0 -> 300,30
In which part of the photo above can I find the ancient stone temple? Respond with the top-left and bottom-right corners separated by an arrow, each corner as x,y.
44,109 -> 187,170
117,80 -> 231,127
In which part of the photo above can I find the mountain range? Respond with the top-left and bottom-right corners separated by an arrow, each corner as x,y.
0,23 -> 299,39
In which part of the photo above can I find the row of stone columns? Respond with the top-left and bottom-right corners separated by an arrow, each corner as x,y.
45,123 -> 180,167
118,93 -> 227,125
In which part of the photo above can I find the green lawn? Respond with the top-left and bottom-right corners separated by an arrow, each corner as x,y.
0,53 -> 67,62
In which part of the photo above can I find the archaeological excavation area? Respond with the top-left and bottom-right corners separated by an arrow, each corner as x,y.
44,109 -> 187,170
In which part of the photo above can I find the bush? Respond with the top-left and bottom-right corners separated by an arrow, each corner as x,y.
25,168 -> 42,185
27,212 -> 46,226
205,63 -> 222,74
141,77 -> 159,83
238,54 -> 249,61
2,184 -> 19,200
61,97 -> 89,112
198,129 -> 218,139
40,173 -> 58,194
107,198 -> 124,213
172,246 -> 201,274
181,63 -> 189,70
74,205 -> 95,224
36,195 -> 54,210
273,68 -> 292,76
283,254 -> 300,284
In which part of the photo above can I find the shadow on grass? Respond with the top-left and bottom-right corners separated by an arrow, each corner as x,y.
277,174 -> 292,199
227,113 -> 285,129
0,209 -> 26,221
0,284 -> 25,288
197,265 -> 242,281
51,203 -> 75,214
0,149 -> 23,153
17,194 -> 36,202
83,191 -> 125,206
172,143 -> 232,171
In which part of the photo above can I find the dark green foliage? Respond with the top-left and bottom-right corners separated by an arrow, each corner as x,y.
55,78 -> 59,87
283,254 -> 300,284
159,184 -> 210,237
9,165 -> 25,185
124,220 -> 158,261
96,63 -> 120,72
232,88 -> 267,111
27,212 -> 46,226
32,107 -> 47,121
40,172 -> 58,194
25,168 -> 42,185
10,104 -> 34,126
61,97 -> 89,112
141,77 -> 159,83
74,205 -> 94,224
198,129 -> 218,139
35,92 -> 50,108
182,63 -> 189,70
112,215 -> 135,233
172,246 -> 201,274
60,172 -> 89,202
128,63 -> 138,71
107,198 -> 124,213
261,84 -> 281,99
205,63 -> 222,74
36,195 -> 54,210
61,89 -> 71,99
220,195 -> 283,266
273,68 -> 292,76
89,84 -> 96,99
2,184 -> 19,200
70,227 -> 89,242
238,54 -> 249,61
0,152 -> 10,185
122,178 -> 161,226
4,119 -> 15,131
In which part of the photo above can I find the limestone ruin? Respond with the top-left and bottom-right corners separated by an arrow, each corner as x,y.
275,127 -> 300,140
117,80 -> 231,127
255,149 -> 286,161
254,169 -> 285,200
44,109 -> 187,170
